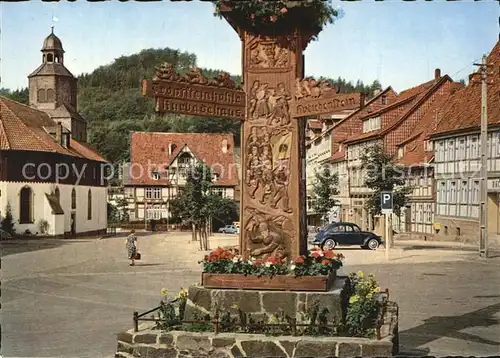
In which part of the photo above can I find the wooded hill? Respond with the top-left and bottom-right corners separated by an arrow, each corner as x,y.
1,47 -> 383,165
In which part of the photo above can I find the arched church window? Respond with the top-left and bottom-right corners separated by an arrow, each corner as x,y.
71,188 -> 76,209
19,186 -> 33,224
87,189 -> 92,220
37,89 -> 46,102
46,89 -> 55,102
47,53 -> 54,62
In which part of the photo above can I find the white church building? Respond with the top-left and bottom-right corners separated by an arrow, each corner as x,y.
0,29 -> 108,237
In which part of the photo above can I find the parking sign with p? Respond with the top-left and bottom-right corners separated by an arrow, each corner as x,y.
381,191 -> 393,214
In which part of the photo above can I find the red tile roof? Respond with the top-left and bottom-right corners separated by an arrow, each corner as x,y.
397,85 -> 462,166
0,96 -> 106,162
129,132 -> 238,186
327,87 -> 398,154
345,75 -> 451,144
432,41 -> 500,136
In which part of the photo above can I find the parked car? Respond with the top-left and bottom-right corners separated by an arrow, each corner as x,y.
218,225 -> 238,234
310,222 -> 383,250
0,229 -> 14,240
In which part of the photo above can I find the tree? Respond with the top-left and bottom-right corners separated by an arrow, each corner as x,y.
169,162 -> 237,251
115,197 -> 130,223
0,87 -> 29,104
360,144 -> 412,240
107,203 -> 119,223
311,166 -> 339,224
1,202 -> 15,234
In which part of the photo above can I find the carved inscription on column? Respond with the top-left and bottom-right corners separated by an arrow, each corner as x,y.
241,32 -> 303,259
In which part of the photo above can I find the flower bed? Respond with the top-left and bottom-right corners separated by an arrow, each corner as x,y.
144,272 -> 388,340
199,247 -> 343,291
213,0 -> 339,40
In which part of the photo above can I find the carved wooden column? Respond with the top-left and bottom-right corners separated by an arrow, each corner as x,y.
239,31 -> 308,259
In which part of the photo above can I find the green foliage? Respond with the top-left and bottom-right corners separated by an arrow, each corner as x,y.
0,88 -> 29,104
213,0 -> 339,39
115,197 -> 130,223
311,166 -> 339,223
360,144 -> 412,216
169,163 -> 237,230
37,219 -> 50,234
107,203 -> 119,223
1,202 -> 15,234
155,288 -> 189,331
77,48 -> 242,164
345,271 -> 382,338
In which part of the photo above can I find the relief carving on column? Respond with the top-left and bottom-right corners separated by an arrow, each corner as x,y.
243,206 -> 294,259
245,126 -> 293,214
248,81 -> 292,126
295,77 -> 339,100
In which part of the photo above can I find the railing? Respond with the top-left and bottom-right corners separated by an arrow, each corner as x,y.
133,288 -> 390,340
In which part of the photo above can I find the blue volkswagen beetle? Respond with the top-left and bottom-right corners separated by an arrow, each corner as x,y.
310,222 -> 383,250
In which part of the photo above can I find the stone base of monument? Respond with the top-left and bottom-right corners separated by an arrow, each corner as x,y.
115,300 -> 399,358
184,276 -> 347,324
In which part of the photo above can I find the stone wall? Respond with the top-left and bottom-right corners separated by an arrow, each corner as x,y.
184,278 -> 348,324
115,301 -> 398,358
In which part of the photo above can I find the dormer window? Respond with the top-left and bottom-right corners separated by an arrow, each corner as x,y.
212,173 -> 220,183
381,95 -> 387,105
152,172 -> 160,180
362,116 -> 381,133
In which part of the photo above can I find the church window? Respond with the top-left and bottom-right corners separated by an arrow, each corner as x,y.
87,189 -> 92,220
71,188 -> 76,209
19,186 -> 33,224
37,89 -> 46,102
46,89 -> 55,102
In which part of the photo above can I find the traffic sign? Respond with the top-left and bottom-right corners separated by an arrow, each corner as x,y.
381,191 -> 393,214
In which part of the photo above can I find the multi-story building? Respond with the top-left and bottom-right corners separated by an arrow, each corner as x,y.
123,132 -> 238,224
344,69 -> 454,232
430,41 -> 500,244
323,87 -> 398,227
305,111 -> 360,226
395,87 -> 461,236
0,30 -> 108,237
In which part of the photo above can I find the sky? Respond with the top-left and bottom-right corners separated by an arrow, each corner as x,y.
0,0 -> 498,93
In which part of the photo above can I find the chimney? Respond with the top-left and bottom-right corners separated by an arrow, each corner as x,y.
360,93 -> 366,109
434,68 -> 441,80
55,122 -> 63,145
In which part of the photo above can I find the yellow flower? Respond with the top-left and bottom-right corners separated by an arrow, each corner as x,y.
349,295 -> 359,304
372,286 -> 381,293
231,303 -> 240,309
161,288 -> 168,296
357,271 -> 364,278
177,287 -> 188,299
366,293 -> 373,298
268,314 -> 279,324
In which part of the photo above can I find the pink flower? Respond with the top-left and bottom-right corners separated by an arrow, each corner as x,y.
280,7 -> 288,14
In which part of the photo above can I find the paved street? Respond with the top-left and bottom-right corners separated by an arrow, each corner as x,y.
1,232 -> 500,357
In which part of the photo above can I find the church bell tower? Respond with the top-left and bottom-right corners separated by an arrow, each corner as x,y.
28,27 -> 87,142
